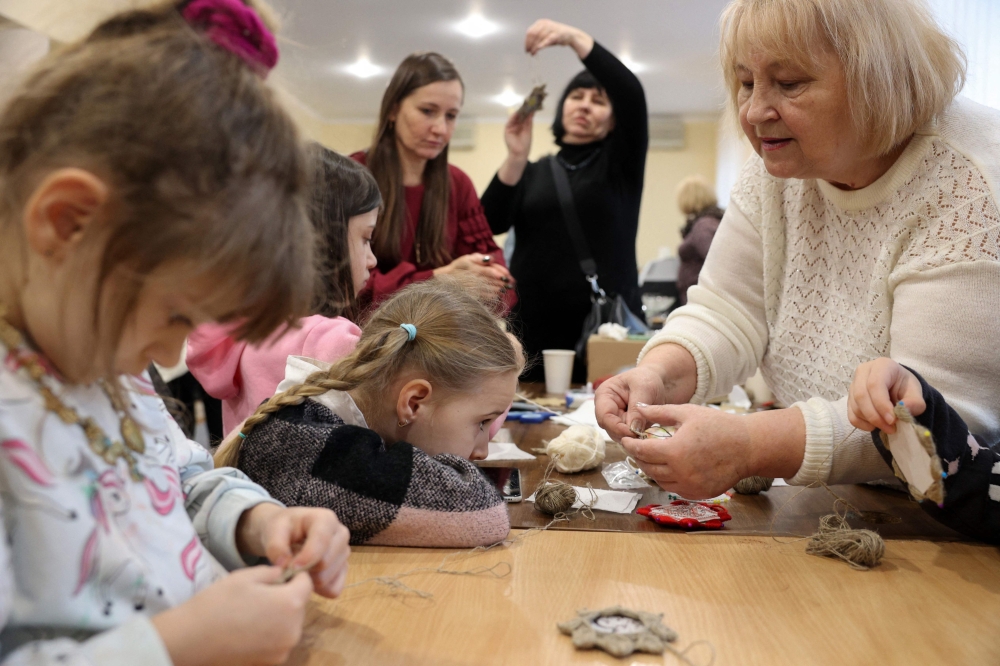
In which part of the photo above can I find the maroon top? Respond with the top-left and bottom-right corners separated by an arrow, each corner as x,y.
677,214 -> 722,306
351,152 -> 514,311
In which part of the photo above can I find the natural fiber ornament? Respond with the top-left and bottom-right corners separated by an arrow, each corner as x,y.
535,480 -> 576,515
805,513 -> 885,570
545,425 -> 605,473
879,403 -> 945,506
734,476 -> 773,494
558,606 -> 678,658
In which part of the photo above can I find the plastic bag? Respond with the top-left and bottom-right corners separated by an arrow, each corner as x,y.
602,460 -> 651,490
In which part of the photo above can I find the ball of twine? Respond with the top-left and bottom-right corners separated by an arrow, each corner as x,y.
805,513 -> 885,570
734,476 -> 774,495
535,480 -> 576,515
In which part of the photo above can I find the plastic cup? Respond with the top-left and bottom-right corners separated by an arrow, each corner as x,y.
542,349 -> 575,395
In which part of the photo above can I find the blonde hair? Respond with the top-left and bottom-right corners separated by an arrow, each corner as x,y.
676,176 -> 717,217
215,277 -> 525,468
719,0 -> 966,156
0,1 -> 314,382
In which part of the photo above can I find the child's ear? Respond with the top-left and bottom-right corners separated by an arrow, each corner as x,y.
396,379 -> 433,424
23,168 -> 109,264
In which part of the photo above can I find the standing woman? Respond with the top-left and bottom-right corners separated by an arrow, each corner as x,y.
352,53 -> 515,309
482,20 -> 648,383
675,175 -> 725,307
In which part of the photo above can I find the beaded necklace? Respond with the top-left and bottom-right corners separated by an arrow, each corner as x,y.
0,304 -> 146,481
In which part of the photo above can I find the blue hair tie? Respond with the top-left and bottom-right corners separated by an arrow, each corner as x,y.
400,323 -> 417,341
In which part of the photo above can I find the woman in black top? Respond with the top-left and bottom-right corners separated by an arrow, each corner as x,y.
482,19 -> 648,383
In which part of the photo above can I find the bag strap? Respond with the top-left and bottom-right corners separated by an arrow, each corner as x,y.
548,157 -> 600,286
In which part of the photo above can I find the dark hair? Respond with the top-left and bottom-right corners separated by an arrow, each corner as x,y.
367,52 -> 463,269
550,70 -> 607,143
0,0 -> 314,382
307,145 -> 382,321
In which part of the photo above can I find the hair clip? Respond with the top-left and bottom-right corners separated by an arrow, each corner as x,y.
181,0 -> 279,75
399,323 -> 417,341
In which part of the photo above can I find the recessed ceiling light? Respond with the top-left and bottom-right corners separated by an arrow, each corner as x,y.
618,53 -> 647,73
343,56 -> 384,79
455,13 -> 499,39
492,87 -> 523,107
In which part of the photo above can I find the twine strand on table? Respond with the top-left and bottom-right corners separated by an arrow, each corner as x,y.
768,427 -> 887,570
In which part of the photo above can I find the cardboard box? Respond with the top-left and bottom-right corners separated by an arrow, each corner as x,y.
586,335 -> 650,383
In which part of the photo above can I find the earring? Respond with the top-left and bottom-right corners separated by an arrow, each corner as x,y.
397,419 -> 410,427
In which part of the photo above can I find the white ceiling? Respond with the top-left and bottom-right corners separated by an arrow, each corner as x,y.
268,0 -> 731,122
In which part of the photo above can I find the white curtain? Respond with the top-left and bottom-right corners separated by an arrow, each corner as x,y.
928,0 -> 1000,110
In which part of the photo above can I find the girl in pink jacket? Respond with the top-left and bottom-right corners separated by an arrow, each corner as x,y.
188,147 -> 380,433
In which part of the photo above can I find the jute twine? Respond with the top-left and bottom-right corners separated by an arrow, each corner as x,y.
769,427 -> 887,570
733,476 -> 774,495
733,476 -> 773,495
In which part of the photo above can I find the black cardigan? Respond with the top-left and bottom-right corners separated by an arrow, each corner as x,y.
482,41 -> 648,381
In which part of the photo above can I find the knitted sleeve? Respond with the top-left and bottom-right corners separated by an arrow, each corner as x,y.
638,201 -> 768,402
871,367 -> 1000,544
238,401 -> 509,548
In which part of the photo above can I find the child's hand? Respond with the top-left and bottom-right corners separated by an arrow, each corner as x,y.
848,358 -> 926,434
153,566 -> 313,666
237,504 -> 351,598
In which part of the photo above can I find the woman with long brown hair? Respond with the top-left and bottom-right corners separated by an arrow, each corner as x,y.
352,52 -> 515,309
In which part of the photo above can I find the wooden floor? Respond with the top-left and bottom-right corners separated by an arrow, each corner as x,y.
286,417 -> 1000,665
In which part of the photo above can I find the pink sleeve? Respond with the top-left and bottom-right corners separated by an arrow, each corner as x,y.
186,323 -> 247,400
295,316 -> 362,363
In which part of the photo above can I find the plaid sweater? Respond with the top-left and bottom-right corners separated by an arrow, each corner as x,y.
237,397 -> 510,547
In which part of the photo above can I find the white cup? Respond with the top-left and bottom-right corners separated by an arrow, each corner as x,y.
542,349 -> 576,395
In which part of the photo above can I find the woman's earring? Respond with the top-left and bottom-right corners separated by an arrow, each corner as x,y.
397,419 -> 410,427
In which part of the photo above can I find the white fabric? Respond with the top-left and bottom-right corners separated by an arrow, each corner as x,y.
0,342 -> 280,663
641,97 -> 1000,486
551,399 -> 613,442
526,487 -> 641,514
277,356 -> 367,428
484,440 -> 536,462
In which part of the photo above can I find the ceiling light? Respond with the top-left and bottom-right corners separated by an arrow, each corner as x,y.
618,53 -> 647,73
492,87 -> 523,107
455,13 -> 499,39
343,56 -> 383,79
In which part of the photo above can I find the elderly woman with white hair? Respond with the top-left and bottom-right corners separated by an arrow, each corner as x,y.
595,0 -> 1000,500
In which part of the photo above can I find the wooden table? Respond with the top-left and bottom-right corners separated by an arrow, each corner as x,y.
287,419 -> 1000,665
288,530 -> 1000,665
484,421 -> 962,540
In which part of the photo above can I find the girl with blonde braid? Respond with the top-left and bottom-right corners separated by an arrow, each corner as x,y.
215,279 -> 523,547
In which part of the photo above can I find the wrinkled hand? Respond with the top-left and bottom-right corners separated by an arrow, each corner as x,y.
433,253 -> 513,296
238,504 -> 351,599
595,366 -> 667,442
524,19 -> 594,58
848,358 -> 926,434
620,403 -> 752,500
153,566 -> 314,666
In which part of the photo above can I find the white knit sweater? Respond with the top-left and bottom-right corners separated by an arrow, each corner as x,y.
641,97 -> 1000,486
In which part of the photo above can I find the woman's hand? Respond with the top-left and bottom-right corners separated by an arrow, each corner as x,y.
620,403 -> 754,500
524,19 -> 594,59
848,358 -> 926,434
497,111 -> 534,185
594,343 -> 698,441
236,503 -> 351,598
152,566 -> 313,666
433,253 -> 514,296
595,366 -> 667,441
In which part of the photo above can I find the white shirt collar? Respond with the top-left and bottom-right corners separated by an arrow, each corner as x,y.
276,356 -> 368,428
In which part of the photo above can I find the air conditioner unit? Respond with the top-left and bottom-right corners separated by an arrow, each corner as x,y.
450,119 -> 476,151
648,114 -> 685,150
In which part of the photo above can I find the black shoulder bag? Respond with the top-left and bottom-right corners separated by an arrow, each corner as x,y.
547,157 -> 649,365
